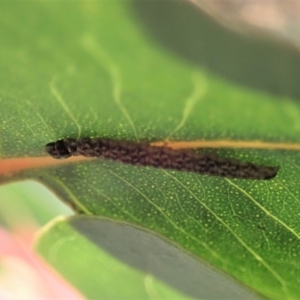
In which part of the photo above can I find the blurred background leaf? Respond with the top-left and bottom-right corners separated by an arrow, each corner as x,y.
190,0 -> 300,49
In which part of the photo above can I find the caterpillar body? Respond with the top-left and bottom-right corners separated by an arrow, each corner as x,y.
45,138 -> 279,180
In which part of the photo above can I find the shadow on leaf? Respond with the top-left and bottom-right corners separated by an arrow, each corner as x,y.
132,0 -> 300,101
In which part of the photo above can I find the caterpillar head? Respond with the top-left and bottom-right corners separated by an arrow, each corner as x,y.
45,140 -> 71,159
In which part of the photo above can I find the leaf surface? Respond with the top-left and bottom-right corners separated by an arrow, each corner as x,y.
1,1 -> 300,299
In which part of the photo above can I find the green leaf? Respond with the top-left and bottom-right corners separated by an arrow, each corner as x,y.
0,180 -> 73,228
36,216 -> 256,300
1,0 -> 300,299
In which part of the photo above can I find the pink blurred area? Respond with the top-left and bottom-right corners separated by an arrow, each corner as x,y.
0,225 -> 84,300
189,0 -> 300,48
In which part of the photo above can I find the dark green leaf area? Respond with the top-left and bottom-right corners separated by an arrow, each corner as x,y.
32,148 -> 300,300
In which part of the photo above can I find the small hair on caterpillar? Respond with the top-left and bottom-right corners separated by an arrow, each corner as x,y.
45,138 -> 279,180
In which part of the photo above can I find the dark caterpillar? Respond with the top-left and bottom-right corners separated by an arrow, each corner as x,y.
45,138 -> 279,180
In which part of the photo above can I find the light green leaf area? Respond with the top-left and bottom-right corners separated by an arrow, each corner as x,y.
1,1 -> 300,299
0,180 -> 73,228
36,216 -> 193,300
